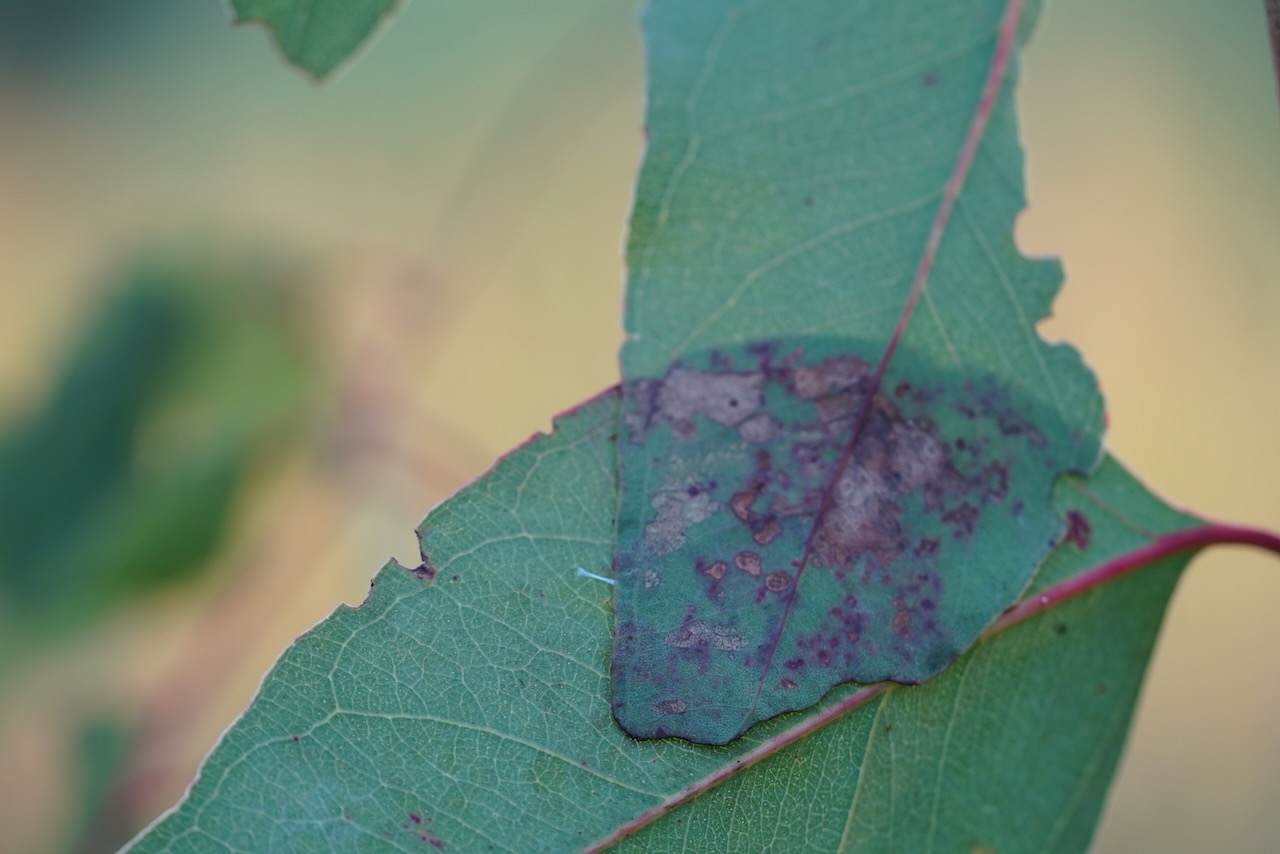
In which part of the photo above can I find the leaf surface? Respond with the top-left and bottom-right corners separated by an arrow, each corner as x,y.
613,0 -> 1103,743
129,393 -> 1194,853
231,0 -> 401,79
126,0 -> 1201,849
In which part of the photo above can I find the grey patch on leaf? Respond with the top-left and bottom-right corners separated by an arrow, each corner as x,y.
644,480 -> 719,555
792,355 -> 870,400
665,620 -> 750,651
655,368 -> 764,438
813,392 -> 964,570
651,699 -> 689,716
738,413 -> 783,443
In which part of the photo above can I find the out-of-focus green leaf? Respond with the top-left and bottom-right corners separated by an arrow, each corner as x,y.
62,719 -> 132,854
127,392 -> 1195,853
0,254 -> 312,658
231,0 -> 401,79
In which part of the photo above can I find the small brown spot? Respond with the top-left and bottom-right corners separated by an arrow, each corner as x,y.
409,814 -> 422,825
411,559 -> 436,581
1054,623 -> 1068,636
814,391 -> 860,423
914,538 -> 939,557
892,609 -> 910,635
734,551 -> 762,576
703,561 -> 727,580
845,630 -> 860,643
730,487 -> 760,521
884,724 -> 893,733
753,518 -> 783,545
923,71 -> 937,87
1065,509 -> 1091,550
652,699 -> 689,716
781,678 -> 798,689
943,503 -> 980,538
765,571 -> 792,592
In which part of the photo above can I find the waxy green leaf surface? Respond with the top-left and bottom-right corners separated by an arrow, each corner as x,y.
130,393 -> 1195,853
612,0 -> 1102,744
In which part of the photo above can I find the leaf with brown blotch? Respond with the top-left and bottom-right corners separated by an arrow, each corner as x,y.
611,0 -> 1104,744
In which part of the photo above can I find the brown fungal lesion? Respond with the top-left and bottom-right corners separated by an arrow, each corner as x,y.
1064,509 -> 1091,549
730,485 -> 763,521
811,391 -> 968,572
752,518 -> 783,545
792,355 -> 871,400
702,561 -> 728,580
793,355 -> 873,431
734,551 -> 762,576
765,571 -> 792,592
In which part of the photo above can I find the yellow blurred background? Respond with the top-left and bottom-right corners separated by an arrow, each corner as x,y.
0,0 -> 1274,851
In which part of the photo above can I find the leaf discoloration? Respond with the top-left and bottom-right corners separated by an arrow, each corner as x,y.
612,337 -> 1083,744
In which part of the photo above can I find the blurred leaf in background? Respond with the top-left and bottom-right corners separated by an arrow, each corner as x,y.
230,0 -> 401,79
0,250 -> 315,852
63,718 -> 132,854
0,252 -> 313,664
0,255 -> 311,649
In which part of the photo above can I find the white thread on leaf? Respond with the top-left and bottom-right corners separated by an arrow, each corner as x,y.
576,567 -> 616,586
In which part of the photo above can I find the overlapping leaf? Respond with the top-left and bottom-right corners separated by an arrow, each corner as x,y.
231,0 -> 401,79
130,392 -> 1194,852
612,0 -> 1103,743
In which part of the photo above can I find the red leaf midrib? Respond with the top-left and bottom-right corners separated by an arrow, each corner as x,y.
742,0 -> 1028,734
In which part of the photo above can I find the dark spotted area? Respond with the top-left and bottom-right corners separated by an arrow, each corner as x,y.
611,337 -> 1088,745
1065,509 -> 1092,550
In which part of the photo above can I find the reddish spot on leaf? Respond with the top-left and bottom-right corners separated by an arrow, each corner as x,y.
411,557 -> 436,581
1065,509 -> 1091,549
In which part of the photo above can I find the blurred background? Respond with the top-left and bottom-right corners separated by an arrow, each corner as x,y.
0,0 -> 1274,851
